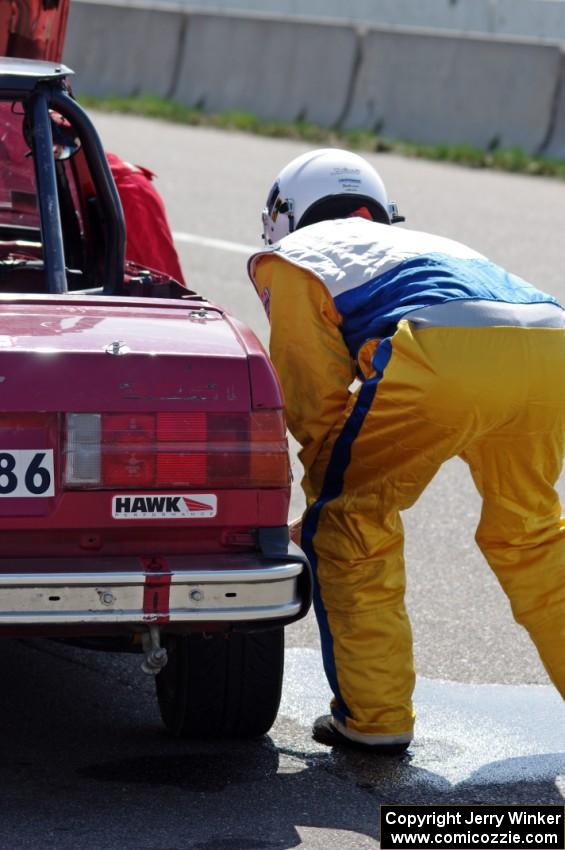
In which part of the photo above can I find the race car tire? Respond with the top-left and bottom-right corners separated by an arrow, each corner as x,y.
156,629 -> 284,738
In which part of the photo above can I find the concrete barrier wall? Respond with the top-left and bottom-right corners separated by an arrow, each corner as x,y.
181,0 -> 495,33
544,54 -> 565,158
64,0 -> 565,157
145,0 -> 565,42
64,1 -> 185,97
172,12 -> 357,126
494,0 -> 565,40
345,28 -> 562,153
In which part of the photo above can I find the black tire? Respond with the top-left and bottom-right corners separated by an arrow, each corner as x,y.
156,628 -> 284,738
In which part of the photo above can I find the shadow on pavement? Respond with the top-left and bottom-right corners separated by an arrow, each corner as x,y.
0,639 -> 562,850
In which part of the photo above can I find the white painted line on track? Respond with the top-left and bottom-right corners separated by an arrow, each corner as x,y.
173,231 -> 257,256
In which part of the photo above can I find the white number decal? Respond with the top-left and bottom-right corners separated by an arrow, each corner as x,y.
0,450 -> 54,497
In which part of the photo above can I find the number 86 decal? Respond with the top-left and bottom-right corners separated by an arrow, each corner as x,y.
0,450 -> 54,497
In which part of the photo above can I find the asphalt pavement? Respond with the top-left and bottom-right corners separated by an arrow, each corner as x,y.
2,113 -> 562,850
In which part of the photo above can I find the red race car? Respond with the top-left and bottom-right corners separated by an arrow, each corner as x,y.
0,57 -> 311,738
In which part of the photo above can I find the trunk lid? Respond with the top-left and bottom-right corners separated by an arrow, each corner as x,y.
0,295 -> 250,412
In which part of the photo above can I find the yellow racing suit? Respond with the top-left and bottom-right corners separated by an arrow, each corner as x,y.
249,217 -> 565,743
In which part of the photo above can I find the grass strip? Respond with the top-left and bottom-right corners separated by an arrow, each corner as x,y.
80,94 -> 565,180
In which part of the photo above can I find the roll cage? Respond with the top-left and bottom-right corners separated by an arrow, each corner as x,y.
0,57 -> 125,294
0,57 -> 185,299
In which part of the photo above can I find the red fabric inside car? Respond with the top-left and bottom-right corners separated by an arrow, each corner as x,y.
106,153 -> 186,285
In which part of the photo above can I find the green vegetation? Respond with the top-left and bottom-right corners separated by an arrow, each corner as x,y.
80,94 -> 565,179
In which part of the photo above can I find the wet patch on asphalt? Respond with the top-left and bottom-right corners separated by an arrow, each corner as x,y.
278,649 -> 565,805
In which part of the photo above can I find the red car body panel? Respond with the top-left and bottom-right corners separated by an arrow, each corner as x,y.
0,294 -> 291,555
0,0 -> 68,62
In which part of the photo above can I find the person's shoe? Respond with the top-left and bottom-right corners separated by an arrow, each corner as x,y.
312,714 -> 411,754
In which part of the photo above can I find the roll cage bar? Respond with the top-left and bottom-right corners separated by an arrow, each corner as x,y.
0,57 -> 126,295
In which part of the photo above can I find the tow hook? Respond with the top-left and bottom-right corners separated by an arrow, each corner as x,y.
141,625 -> 168,675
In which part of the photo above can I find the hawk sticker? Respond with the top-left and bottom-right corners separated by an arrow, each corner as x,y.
112,494 -> 217,519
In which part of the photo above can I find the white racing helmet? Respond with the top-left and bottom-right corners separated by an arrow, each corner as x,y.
261,148 -> 404,244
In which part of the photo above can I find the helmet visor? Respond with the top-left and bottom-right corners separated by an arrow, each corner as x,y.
262,182 -> 295,244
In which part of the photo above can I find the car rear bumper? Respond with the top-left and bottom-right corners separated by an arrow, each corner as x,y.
0,560 -> 308,626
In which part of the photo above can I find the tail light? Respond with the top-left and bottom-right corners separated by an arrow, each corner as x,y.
64,411 -> 290,489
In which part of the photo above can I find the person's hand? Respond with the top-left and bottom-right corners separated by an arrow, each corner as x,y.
289,517 -> 302,545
